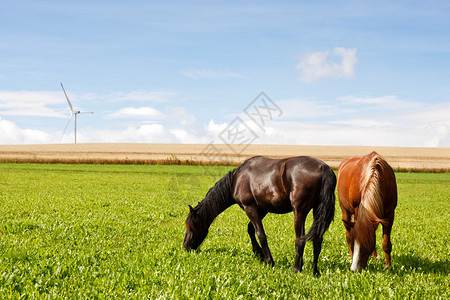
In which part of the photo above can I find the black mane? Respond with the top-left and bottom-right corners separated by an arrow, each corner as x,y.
194,169 -> 236,224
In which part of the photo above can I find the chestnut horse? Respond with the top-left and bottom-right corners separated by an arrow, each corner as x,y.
337,151 -> 397,271
183,156 -> 336,275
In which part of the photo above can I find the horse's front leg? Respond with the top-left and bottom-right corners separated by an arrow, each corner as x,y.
341,209 -> 355,257
293,209 -> 306,273
247,221 -> 263,260
244,206 -> 274,266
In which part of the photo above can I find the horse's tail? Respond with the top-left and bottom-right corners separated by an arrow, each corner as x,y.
360,152 -> 389,226
302,164 -> 336,242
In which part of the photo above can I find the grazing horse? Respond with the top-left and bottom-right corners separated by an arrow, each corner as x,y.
337,151 -> 397,271
183,156 -> 336,275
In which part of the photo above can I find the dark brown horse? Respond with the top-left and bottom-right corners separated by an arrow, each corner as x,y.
183,156 -> 336,275
337,151 -> 397,271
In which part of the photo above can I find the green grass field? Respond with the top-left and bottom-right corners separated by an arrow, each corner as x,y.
0,163 -> 448,299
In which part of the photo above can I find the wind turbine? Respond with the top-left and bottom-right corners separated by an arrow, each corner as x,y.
60,83 -> 93,143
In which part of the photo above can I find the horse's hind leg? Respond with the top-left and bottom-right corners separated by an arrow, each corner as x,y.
382,222 -> 393,269
293,209 -> 306,273
311,236 -> 323,276
371,222 -> 378,260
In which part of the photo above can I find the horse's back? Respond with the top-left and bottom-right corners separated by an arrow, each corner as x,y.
338,151 -> 380,189
284,156 -> 333,195
337,152 -> 397,212
236,156 -> 329,186
232,156 -> 288,212
359,152 -> 397,208
232,156 -> 332,213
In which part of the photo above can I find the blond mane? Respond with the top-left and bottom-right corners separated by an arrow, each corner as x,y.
359,153 -> 389,225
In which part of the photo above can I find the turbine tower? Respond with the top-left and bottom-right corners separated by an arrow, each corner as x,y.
60,83 -> 93,143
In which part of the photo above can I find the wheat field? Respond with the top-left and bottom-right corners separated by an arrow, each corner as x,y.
0,143 -> 449,172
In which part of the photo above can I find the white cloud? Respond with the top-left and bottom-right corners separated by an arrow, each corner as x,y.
0,91 -> 61,105
248,119 -> 447,147
0,118 -> 53,144
76,107 -> 215,144
168,128 -> 211,144
103,90 -> 177,103
167,107 -> 213,142
106,107 -> 165,119
207,119 -> 228,136
181,69 -> 246,80
333,119 -> 393,128
338,95 -> 421,110
297,47 -> 358,82
1,89 -> 448,147
398,102 -> 450,123
0,90 -> 66,117
167,107 -> 197,127
76,124 -> 211,144
210,96 -> 450,147
65,124 -> 173,144
56,90 -> 177,104
397,102 -> 450,147
276,98 -> 352,120
124,124 -> 170,142
94,99 -> 448,147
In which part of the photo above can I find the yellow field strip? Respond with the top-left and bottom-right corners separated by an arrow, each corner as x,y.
0,143 -> 448,172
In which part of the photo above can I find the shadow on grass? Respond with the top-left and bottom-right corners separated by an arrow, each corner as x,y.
394,254 -> 449,275
203,246 -> 353,276
201,246 -> 254,259
275,252 -> 450,275
188,245 -> 449,276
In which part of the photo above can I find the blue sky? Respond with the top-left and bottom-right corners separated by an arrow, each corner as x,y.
1,0 -> 449,146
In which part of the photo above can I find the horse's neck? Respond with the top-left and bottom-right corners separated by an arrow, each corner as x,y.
197,169 -> 236,227
198,193 -> 235,226
354,207 -> 378,248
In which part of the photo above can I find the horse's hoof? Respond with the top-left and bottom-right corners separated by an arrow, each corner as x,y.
293,267 -> 301,273
253,252 -> 264,262
264,259 -> 275,267
313,270 -> 321,277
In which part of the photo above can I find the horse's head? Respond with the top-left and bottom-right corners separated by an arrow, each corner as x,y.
350,237 -> 371,271
349,221 -> 377,271
183,205 -> 208,251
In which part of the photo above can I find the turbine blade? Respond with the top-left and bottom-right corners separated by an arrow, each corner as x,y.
79,111 -> 94,114
60,82 -> 74,112
60,113 -> 73,143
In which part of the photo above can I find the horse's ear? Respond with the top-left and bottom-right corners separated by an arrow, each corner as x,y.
343,220 -> 355,230
189,205 -> 195,214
